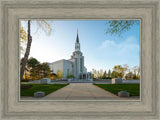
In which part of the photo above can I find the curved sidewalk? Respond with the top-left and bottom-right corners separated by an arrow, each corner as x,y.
41,83 -> 139,100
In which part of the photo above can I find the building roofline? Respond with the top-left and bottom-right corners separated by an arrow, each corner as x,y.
50,59 -> 66,64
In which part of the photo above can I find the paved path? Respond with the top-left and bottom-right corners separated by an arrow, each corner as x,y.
39,83 -> 139,100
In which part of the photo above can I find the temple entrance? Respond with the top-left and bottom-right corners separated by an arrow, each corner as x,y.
81,72 -> 92,80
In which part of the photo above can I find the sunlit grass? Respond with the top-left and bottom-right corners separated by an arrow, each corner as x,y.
21,84 -> 68,96
94,84 -> 140,96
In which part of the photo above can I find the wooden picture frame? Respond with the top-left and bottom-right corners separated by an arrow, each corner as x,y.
0,0 -> 159,119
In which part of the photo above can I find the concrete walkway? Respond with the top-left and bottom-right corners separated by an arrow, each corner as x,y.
39,83 -> 139,100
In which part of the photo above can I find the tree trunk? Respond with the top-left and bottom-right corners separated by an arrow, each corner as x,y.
20,20 -> 32,81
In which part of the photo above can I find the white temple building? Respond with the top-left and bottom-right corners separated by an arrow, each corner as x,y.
48,29 -> 91,80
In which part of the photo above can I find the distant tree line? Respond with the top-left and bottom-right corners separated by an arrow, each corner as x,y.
92,64 -> 140,80
21,57 -> 140,81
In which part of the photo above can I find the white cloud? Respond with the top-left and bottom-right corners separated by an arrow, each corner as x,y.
98,36 -> 140,67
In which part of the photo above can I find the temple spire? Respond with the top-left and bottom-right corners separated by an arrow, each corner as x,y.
76,28 -> 79,43
75,28 -> 80,51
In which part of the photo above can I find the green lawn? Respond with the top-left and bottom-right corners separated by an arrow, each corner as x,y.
94,84 -> 140,96
21,84 -> 68,96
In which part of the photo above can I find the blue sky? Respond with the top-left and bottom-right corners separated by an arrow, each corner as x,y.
20,20 -> 140,72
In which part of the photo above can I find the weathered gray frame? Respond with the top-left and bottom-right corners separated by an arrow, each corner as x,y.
0,0 -> 159,119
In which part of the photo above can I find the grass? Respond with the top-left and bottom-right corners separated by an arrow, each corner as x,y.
94,84 -> 140,96
21,84 -> 68,96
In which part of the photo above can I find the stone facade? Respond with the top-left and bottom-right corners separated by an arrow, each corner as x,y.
48,29 -> 91,80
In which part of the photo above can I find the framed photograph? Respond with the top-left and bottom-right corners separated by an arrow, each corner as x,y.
0,0 -> 159,120
20,19 -> 140,101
